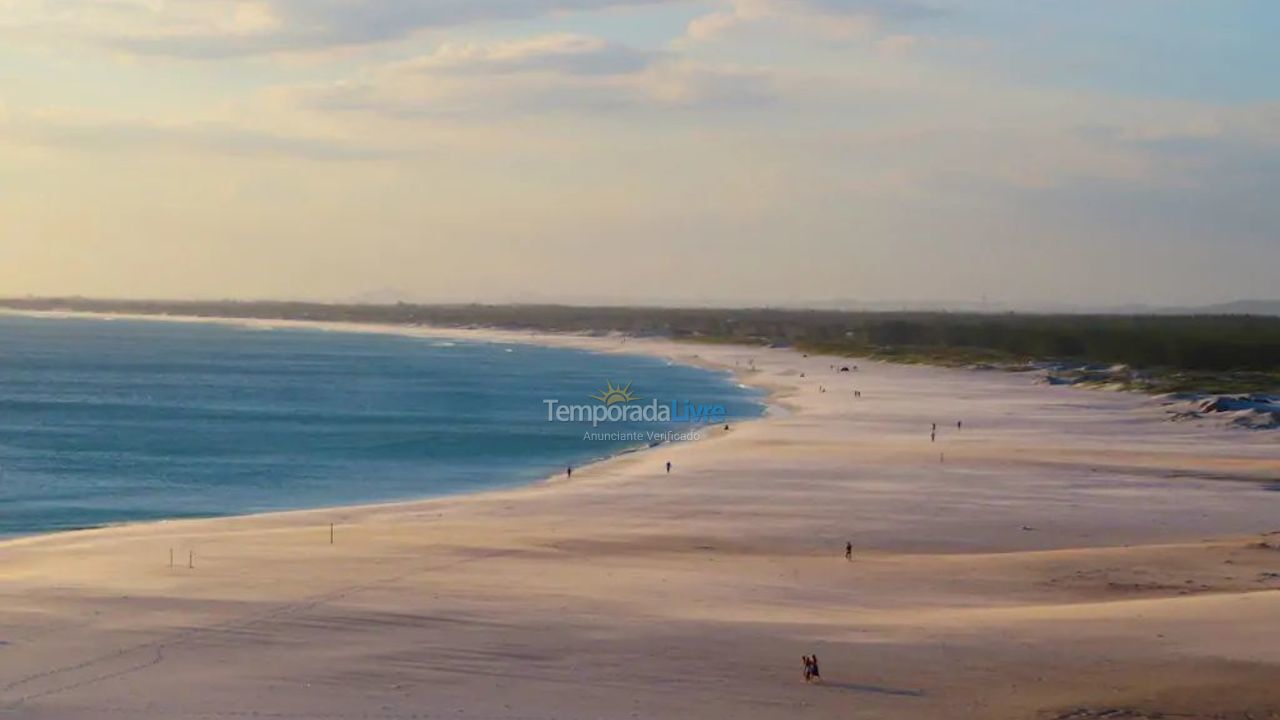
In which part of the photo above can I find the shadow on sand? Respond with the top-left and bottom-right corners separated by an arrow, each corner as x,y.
821,681 -> 926,698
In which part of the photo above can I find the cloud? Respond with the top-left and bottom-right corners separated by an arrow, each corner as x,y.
683,0 -> 938,43
806,0 -> 940,22
641,62 -> 775,108
876,34 -> 922,57
1071,109 -> 1280,199
2,0 -> 686,58
304,34 -> 774,119
2,111 -> 396,162
392,34 -> 656,76
984,110 -> 1280,258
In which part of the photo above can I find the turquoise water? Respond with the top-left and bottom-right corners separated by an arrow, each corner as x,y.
0,315 -> 764,537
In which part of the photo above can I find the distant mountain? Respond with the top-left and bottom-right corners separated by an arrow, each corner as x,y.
1183,300 -> 1280,316
1108,300 -> 1280,316
791,299 -> 1010,313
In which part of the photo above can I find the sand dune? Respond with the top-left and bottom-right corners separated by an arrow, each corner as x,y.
1,321 -> 1278,719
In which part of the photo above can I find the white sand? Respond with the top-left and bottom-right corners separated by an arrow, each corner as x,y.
1,315 -> 1278,720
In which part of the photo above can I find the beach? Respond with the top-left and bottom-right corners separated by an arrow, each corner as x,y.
1,320 -> 1278,720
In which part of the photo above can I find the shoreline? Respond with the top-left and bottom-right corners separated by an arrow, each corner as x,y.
1,308 -> 1277,719
5,306 -> 1272,419
0,308 -> 786,548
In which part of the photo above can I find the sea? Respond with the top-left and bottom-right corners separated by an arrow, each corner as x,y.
0,314 -> 765,537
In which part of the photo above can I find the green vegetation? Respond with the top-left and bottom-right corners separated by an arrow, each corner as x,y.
3,298 -> 1278,394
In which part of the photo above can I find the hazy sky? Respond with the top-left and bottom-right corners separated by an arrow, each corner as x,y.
1,1 -> 1276,307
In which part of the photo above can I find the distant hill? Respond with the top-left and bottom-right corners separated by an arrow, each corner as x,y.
1183,300 -> 1280,316
812,300 -> 1280,316
1109,300 -> 1280,316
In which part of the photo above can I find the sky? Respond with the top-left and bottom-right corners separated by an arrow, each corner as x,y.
0,0 -> 1276,308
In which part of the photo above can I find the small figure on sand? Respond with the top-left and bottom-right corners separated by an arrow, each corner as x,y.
931,430 -> 936,443
666,461 -> 672,474
845,541 -> 852,561
957,420 -> 963,430
566,466 -> 573,479
802,655 -> 822,683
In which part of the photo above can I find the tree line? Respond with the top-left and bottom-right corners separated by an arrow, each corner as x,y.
3,298 -> 1278,374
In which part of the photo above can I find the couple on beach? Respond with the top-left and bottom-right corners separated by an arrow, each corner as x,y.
802,654 -> 822,683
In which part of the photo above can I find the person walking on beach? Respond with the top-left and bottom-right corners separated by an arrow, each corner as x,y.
845,541 -> 853,561
665,461 -> 672,474
810,654 -> 822,683
957,420 -> 963,430
566,466 -> 572,479
802,656 -> 813,683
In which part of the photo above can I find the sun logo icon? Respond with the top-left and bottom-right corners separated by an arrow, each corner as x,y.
591,381 -> 640,405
